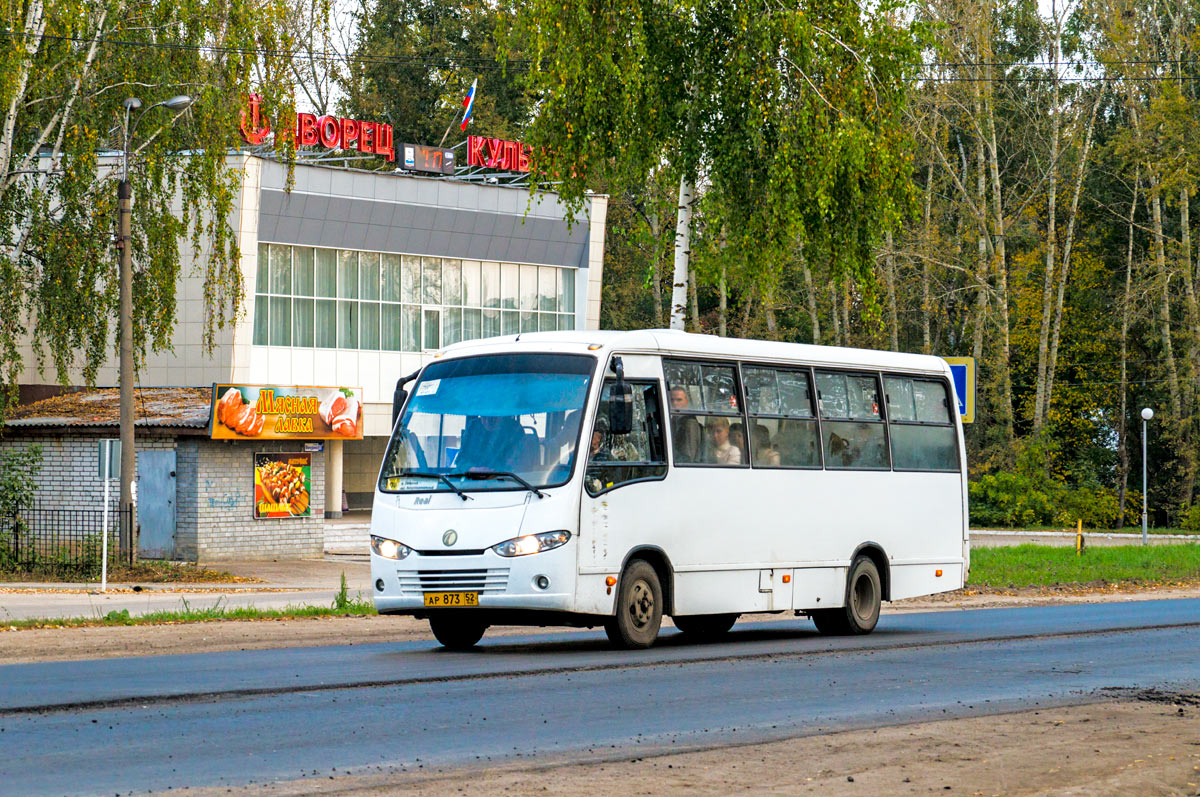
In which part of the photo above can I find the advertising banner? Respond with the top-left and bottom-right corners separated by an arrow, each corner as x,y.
254,452 -> 312,519
211,385 -> 364,440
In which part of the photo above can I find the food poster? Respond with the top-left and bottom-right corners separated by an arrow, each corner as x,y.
211,385 -> 364,440
254,453 -> 311,519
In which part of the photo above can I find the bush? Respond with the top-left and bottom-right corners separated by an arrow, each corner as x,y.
1182,504 -> 1200,532
0,444 -> 42,516
968,434 -> 1124,529
0,445 -> 44,571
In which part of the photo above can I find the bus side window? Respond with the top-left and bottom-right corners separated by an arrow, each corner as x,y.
817,370 -> 889,470
888,377 -> 959,471
586,381 -> 668,495
745,366 -> 820,468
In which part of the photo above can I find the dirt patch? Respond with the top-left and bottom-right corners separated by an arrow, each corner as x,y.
0,564 -> 259,585
173,697 -> 1200,796
891,582 -> 1200,612
0,614 -> 426,664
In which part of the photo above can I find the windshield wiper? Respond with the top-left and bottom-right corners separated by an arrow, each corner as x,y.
461,468 -> 546,499
401,471 -> 473,501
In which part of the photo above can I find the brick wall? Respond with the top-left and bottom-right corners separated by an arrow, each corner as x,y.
0,430 -> 176,512
324,521 -> 371,555
0,430 -> 327,562
184,439 -> 326,561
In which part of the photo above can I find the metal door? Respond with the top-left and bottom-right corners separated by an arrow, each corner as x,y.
137,450 -> 177,559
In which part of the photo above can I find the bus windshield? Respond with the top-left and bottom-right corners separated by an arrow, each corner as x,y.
379,353 -> 595,493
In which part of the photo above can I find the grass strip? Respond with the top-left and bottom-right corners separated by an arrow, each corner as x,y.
2,573 -> 375,630
968,543 -> 1200,588
3,596 -> 378,630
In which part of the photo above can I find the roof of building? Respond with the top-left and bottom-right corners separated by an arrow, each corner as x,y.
3,387 -> 211,431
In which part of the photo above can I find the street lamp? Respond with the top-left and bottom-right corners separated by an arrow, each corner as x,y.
1141,407 -> 1154,546
117,94 -> 194,557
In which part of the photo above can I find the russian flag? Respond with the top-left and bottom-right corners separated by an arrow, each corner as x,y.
460,79 -> 478,131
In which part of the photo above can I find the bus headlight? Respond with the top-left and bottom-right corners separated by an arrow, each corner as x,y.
371,535 -> 412,560
492,531 -> 571,557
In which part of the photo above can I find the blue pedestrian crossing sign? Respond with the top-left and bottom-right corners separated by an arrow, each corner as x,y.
941,357 -> 975,424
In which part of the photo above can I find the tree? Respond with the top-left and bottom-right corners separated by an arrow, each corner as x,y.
510,0 -> 922,329
341,0 -> 533,148
0,0 -> 295,407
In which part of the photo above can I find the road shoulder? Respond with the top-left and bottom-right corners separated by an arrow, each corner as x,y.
4,584 -> 1200,665
172,696 -> 1200,796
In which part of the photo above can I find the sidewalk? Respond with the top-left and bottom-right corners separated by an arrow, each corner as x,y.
970,529 -> 1200,548
0,555 -> 373,623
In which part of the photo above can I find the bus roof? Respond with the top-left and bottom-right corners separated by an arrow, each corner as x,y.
437,329 -> 952,376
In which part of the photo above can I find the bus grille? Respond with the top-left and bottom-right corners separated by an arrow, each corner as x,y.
399,569 -> 509,594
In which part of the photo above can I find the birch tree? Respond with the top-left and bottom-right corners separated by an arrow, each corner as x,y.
0,0 -> 294,406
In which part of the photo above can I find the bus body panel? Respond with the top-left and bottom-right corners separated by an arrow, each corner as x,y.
790,567 -> 850,610
889,562 -> 965,601
673,569 -> 775,614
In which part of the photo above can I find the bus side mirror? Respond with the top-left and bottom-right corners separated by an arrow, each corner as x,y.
392,370 -> 420,429
608,381 -> 634,436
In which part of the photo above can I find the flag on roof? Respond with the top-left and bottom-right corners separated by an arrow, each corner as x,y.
460,79 -> 478,131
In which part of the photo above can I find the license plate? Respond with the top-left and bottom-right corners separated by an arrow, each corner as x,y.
424,591 -> 479,607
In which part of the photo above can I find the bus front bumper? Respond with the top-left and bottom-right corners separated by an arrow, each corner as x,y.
371,546 -> 576,615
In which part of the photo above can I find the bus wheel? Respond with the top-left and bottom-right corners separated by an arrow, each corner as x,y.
429,615 -> 487,650
673,613 -> 738,639
605,560 -> 663,649
811,556 -> 881,636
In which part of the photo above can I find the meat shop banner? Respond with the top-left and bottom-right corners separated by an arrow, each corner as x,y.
255,453 -> 311,519
210,384 -> 364,440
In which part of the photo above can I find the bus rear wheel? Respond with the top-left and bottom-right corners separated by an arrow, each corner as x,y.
672,613 -> 738,639
811,556 -> 881,636
429,614 -> 488,650
605,559 -> 663,649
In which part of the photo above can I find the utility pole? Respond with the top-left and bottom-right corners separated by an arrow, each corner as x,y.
1141,407 -> 1153,545
117,94 -> 194,558
118,168 -> 134,555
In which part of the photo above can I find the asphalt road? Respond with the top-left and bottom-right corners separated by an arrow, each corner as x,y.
2,599 -> 1198,796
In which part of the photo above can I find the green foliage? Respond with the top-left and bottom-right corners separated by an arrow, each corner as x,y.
0,444 -> 42,517
333,571 -> 350,611
8,596 -> 378,629
341,0 -> 531,148
1181,505 -> 1200,532
0,0 -> 296,404
969,435 -> 1124,528
968,544 -> 1200,588
511,0 -> 922,293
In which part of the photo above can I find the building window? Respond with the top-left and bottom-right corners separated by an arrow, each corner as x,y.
253,245 -> 579,349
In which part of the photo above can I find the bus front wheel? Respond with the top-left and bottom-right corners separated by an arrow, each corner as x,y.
811,556 -> 881,636
605,559 -> 663,649
429,614 -> 488,650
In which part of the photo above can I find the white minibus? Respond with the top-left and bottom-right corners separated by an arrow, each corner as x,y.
371,330 -> 968,649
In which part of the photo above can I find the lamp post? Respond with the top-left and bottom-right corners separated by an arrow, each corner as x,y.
1141,407 -> 1154,546
117,94 -> 194,557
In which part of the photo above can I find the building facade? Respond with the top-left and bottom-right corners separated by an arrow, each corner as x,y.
9,155 -> 607,558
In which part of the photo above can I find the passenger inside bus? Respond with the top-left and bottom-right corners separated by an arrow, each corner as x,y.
668,386 -> 703,463
752,423 -> 781,466
705,416 -> 742,465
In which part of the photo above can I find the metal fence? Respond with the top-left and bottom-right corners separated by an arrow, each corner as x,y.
0,505 -> 132,572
